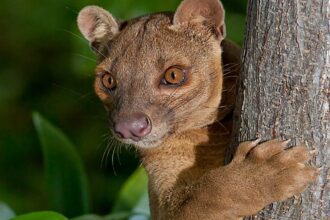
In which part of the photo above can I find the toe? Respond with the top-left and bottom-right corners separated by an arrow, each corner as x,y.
271,146 -> 311,168
249,139 -> 286,162
233,138 -> 261,163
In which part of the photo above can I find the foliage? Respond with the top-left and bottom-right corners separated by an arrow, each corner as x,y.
0,0 -> 246,218
33,113 -> 90,217
11,212 -> 67,220
0,203 -> 15,220
112,168 -> 148,214
1,114 -> 149,220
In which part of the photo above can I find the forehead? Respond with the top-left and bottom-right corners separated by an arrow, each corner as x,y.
105,13 -> 212,65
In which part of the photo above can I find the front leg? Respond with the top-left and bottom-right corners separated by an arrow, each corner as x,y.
168,139 -> 318,220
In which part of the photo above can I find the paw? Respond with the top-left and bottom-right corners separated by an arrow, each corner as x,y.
233,139 -> 319,202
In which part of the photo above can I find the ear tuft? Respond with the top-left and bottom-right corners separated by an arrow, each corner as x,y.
173,0 -> 226,41
77,6 -> 119,43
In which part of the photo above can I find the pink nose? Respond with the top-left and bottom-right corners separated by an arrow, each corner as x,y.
114,113 -> 152,141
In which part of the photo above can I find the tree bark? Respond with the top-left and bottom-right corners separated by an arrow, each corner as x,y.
228,0 -> 330,219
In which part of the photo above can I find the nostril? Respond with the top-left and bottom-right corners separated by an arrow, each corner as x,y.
140,116 -> 152,135
132,116 -> 152,138
113,123 -> 131,139
145,116 -> 151,126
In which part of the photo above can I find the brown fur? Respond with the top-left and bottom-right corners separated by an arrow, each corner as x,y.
77,1 -> 318,219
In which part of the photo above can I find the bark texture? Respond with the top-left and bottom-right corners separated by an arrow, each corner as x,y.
229,0 -> 330,219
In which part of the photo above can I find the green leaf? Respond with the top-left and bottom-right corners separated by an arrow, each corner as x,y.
104,213 -> 134,220
71,213 -> 134,220
112,168 -> 148,214
128,214 -> 149,220
11,211 -> 67,220
129,191 -> 149,220
32,112 -> 89,218
70,214 -> 104,220
0,202 -> 15,220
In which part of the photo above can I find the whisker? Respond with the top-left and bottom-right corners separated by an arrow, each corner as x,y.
104,137 -> 113,167
63,5 -> 79,15
76,91 -> 97,102
223,64 -> 240,74
99,132 -> 111,151
213,120 -> 230,135
223,69 -> 239,76
223,75 -> 239,80
73,53 -> 97,63
99,133 -> 112,168
168,90 -> 203,117
105,138 -> 114,167
222,63 -> 240,70
62,29 -> 89,43
222,62 -> 239,68
51,83 -> 96,104
222,84 -> 237,93
164,87 -> 180,106
101,136 -> 112,168
117,144 -> 122,166
62,29 -> 107,59
111,144 -> 117,176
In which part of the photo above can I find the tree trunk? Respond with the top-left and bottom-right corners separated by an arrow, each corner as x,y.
228,0 -> 330,219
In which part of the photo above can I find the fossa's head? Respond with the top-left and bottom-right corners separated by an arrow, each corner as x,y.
78,0 -> 226,148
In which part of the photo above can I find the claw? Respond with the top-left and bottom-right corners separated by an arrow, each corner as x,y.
282,139 -> 291,146
233,138 -> 263,163
309,150 -> 318,155
252,138 -> 262,146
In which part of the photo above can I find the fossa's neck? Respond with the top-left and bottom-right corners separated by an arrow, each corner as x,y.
139,115 -> 232,195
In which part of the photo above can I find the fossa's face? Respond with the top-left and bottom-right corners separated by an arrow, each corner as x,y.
78,1 -> 226,148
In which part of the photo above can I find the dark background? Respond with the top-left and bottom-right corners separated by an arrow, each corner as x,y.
0,0 -> 247,216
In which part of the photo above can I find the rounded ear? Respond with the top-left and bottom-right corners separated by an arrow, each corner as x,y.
173,0 -> 226,41
77,6 -> 119,43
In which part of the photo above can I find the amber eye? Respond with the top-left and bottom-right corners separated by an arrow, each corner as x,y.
162,67 -> 186,85
101,72 -> 117,91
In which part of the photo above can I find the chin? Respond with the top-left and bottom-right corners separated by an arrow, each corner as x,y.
111,130 -> 168,149
134,139 -> 165,149
119,138 -> 165,149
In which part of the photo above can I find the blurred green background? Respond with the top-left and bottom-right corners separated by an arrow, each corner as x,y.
0,0 -> 247,217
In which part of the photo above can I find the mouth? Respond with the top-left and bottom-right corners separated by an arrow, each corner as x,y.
110,128 -> 168,148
